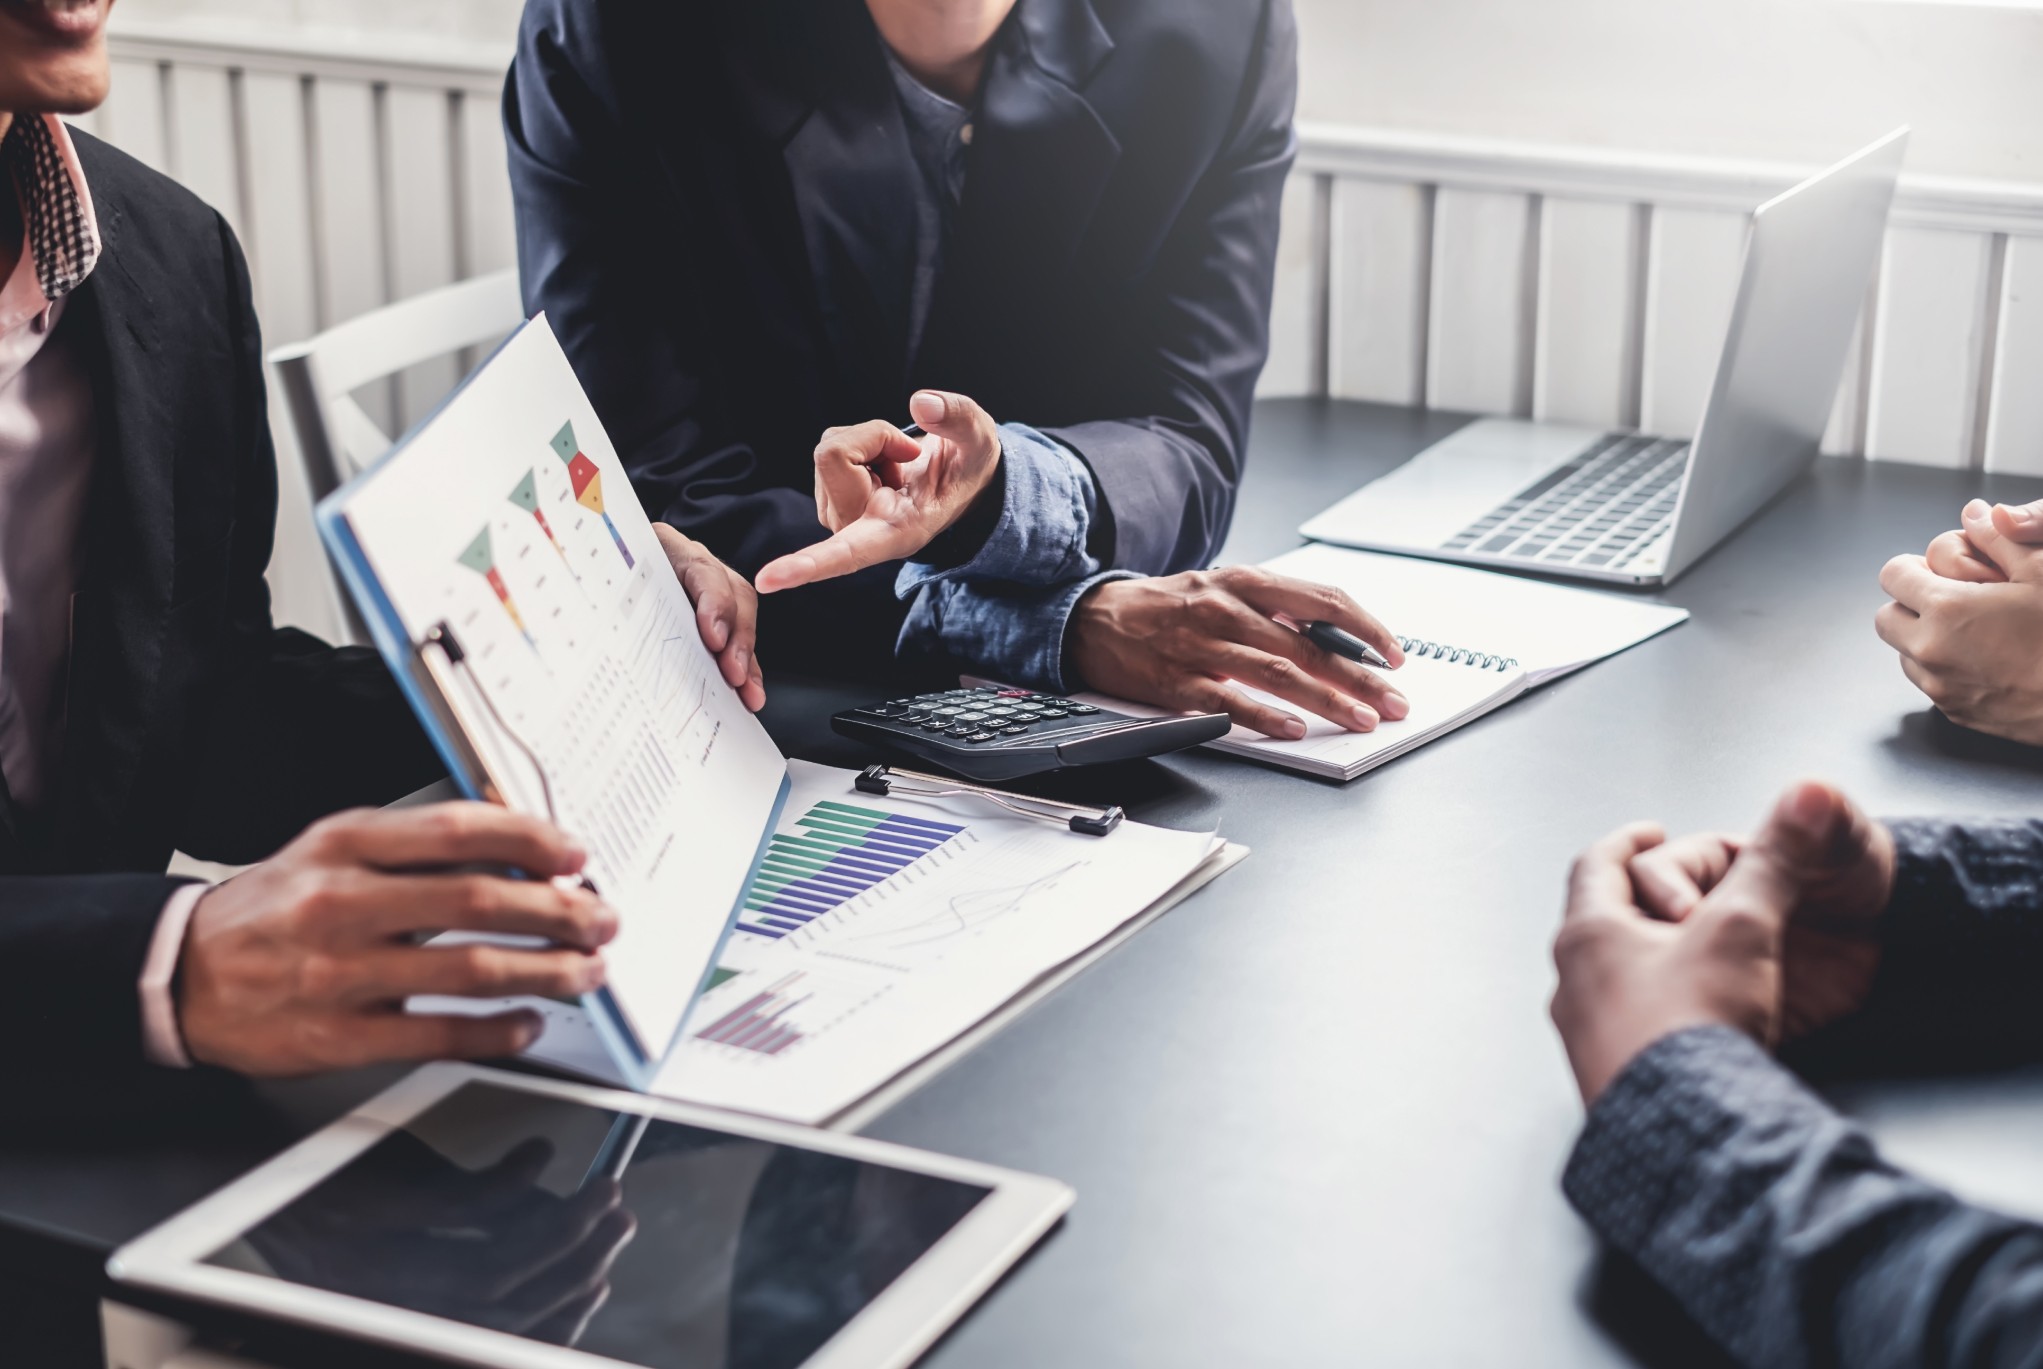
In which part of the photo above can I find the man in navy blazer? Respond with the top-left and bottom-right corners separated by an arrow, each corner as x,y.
508,0 -> 1417,739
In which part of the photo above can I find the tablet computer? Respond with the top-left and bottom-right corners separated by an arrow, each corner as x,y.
108,1065 -> 1072,1369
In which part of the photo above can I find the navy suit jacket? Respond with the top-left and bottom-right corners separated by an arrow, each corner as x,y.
507,0 -> 1297,673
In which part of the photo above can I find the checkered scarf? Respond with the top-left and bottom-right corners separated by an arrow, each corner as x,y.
3,116 -> 98,303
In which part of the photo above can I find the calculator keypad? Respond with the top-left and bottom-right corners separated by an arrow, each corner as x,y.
853,687 -> 1111,744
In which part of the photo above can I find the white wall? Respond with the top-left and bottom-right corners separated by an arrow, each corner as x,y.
119,0 -> 2043,184
119,0 -> 522,44
1293,0 -> 2042,184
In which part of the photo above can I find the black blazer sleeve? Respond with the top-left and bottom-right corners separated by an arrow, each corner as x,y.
170,212 -> 442,866
1039,0 -> 1298,574
0,875 -> 186,1082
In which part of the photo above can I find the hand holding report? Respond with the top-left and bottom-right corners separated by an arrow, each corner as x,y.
319,318 -> 789,1086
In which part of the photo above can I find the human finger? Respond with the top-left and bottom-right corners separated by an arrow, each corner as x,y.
358,873 -> 616,948
334,1008 -> 548,1069
348,942 -> 606,1005
1924,528 -> 2007,583
1694,781 -> 1852,932
1963,499 -> 2043,584
814,422 -> 922,530
661,532 -> 753,690
1212,643 -> 1382,734
1213,566 -> 1405,667
310,805 -> 586,880
1218,606 -> 1410,722
1877,554 -> 1946,614
1628,833 -> 1740,922
756,517 -> 919,593
906,389 -> 995,457
1992,498 -> 2043,545
1564,823 -> 1667,924
739,653 -> 766,712
1181,679 -> 1308,740
1872,598 -> 1926,657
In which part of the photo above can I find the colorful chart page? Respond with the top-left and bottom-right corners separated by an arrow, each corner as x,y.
327,317 -> 787,1073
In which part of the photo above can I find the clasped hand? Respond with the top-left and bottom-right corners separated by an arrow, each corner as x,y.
1878,498 -> 2043,744
1551,782 -> 1894,1105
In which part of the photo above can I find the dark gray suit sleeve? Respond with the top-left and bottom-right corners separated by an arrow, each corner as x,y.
0,875 -> 189,1081
1562,818 -> 2043,1369
1789,818 -> 2043,1075
1564,1027 -> 2043,1369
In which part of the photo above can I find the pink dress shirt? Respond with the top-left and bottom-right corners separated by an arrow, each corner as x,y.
0,116 -> 196,1067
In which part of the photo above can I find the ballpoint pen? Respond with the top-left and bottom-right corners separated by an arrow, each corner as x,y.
1301,619 -> 1393,670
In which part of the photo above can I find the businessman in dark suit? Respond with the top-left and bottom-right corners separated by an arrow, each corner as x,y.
0,0 -> 707,1092
508,0 -> 1417,740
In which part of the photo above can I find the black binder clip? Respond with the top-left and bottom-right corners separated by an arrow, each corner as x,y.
855,765 -> 1124,836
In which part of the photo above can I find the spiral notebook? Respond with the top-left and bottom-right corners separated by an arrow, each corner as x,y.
1077,543 -> 1688,781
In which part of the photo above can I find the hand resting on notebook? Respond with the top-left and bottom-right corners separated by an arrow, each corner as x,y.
1877,498 -> 2043,745
1066,567 -> 1410,739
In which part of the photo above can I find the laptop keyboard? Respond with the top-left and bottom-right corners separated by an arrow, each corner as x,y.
1441,433 -> 1690,571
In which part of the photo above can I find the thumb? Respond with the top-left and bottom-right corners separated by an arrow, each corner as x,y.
1702,781 -> 1855,923
908,389 -> 986,435
1992,498 -> 2043,547
1964,500 -> 2043,583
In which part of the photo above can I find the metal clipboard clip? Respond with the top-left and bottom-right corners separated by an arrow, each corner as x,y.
854,764 -> 1124,836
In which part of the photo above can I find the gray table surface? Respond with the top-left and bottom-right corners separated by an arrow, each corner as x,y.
9,398 -> 2043,1367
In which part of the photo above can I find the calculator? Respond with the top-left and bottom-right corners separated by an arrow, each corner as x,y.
832,685 -> 1232,781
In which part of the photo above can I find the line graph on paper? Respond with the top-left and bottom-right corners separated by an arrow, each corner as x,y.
629,594 -> 725,768
841,864 -> 1083,954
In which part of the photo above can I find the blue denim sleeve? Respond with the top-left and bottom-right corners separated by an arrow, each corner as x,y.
896,424 -> 1123,689
898,423 -> 1100,591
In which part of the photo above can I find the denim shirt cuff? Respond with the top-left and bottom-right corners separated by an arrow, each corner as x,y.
897,569 -> 1137,693
896,423 -> 1099,596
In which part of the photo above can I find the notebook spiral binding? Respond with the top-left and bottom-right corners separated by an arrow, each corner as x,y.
1395,635 -> 1518,672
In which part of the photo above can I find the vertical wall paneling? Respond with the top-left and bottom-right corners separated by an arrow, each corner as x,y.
381,85 -> 462,429
240,71 -> 338,640
100,59 -> 169,172
308,77 -> 394,432
1426,187 -> 1535,416
1637,207 -> 1745,438
1865,226 -> 1996,468
1327,178 -> 1431,406
1533,197 -> 1643,429
456,90 -> 518,279
1261,171 -> 1328,397
164,62 -> 243,241
1985,234 -> 2043,475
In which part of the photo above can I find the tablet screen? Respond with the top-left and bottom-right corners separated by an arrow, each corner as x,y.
201,1082 -> 991,1369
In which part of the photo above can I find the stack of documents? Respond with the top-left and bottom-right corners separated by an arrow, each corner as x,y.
1082,543 -> 1688,780
505,759 -> 1241,1127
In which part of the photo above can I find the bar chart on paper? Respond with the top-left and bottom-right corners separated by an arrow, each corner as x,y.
736,802 -> 969,940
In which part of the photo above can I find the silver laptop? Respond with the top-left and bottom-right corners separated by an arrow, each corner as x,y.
1299,128 -> 1909,588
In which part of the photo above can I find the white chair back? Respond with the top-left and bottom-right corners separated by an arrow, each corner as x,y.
267,269 -> 526,641
268,268 -> 526,504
